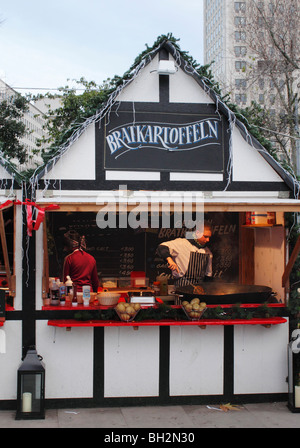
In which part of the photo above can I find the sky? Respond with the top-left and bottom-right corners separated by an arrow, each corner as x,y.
0,0 -> 204,95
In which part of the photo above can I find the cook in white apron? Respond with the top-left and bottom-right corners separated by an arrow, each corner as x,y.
157,223 -> 213,286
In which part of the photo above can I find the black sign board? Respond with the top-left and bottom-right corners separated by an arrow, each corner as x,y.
104,111 -> 225,172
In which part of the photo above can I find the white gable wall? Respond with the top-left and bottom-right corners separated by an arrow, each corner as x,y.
169,59 -> 214,104
117,55 -> 160,103
42,123 -> 95,180
232,125 -> 284,183
117,54 -> 214,105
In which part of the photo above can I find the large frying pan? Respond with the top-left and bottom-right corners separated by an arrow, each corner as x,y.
175,282 -> 275,304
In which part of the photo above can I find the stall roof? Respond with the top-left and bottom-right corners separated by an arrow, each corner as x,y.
32,38 -> 300,202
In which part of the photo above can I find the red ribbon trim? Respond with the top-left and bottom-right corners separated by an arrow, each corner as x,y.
0,199 -> 60,236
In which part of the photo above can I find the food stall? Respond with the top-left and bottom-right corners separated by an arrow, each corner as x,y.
1,39 -> 300,410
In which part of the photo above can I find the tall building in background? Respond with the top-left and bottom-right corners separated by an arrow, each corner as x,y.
204,0 -> 255,106
0,79 -> 47,169
203,0 -> 300,165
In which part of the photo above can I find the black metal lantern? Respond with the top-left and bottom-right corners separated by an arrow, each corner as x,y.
16,347 -> 45,420
288,329 -> 300,413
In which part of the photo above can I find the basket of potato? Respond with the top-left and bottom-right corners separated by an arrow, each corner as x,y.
115,302 -> 141,322
181,298 -> 207,321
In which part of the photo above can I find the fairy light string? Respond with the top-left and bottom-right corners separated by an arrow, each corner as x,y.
21,37 -> 298,200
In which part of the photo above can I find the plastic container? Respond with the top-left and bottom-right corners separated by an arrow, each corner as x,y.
102,278 -> 118,288
118,277 -> 132,288
131,276 -> 149,288
130,271 -> 148,287
250,212 -> 268,225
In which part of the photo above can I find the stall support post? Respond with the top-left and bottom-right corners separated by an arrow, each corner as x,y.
21,187 -> 36,359
159,326 -> 170,400
223,326 -> 234,400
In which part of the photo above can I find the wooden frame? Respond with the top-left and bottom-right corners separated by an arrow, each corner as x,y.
0,205 -> 15,297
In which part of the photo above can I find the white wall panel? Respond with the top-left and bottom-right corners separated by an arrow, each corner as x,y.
169,326 -> 224,396
234,321 -> 289,394
0,322 -> 22,400
104,326 -> 159,397
36,321 -> 94,399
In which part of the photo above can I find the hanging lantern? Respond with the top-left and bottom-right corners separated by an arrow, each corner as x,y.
288,330 -> 300,412
15,347 -> 45,420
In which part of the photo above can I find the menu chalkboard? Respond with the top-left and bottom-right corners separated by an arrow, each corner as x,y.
47,212 -> 239,284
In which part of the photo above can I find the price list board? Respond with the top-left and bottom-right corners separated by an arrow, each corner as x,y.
47,211 -> 239,283
47,212 -> 145,280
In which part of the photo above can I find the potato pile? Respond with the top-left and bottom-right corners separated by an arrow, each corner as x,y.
115,302 -> 141,321
182,298 -> 207,320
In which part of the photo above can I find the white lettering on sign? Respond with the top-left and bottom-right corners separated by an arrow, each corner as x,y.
106,119 -> 220,157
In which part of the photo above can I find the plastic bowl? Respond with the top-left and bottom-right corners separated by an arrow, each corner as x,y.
97,292 -> 121,306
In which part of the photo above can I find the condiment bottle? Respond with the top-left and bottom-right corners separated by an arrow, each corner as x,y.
153,281 -> 160,296
65,276 -> 73,305
72,284 -> 78,307
44,292 -> 51,307
50,279 -> 59,306
59,282 -> 66,306
82,285 -> 90,306
65,276 -> 73,294
157,275 -> 168,295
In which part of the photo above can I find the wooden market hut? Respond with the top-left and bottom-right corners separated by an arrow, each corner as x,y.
1,38 -> 300,410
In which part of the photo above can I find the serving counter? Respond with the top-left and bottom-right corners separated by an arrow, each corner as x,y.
46,303 -> 287,329
36,301 -> 289,404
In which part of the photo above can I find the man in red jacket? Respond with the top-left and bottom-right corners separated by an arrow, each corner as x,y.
63,230 -> 99,292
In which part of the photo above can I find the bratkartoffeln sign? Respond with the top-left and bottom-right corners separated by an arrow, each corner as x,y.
104,111 -> 225,172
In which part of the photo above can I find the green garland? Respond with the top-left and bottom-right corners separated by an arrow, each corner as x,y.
74,302 -> 282,322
